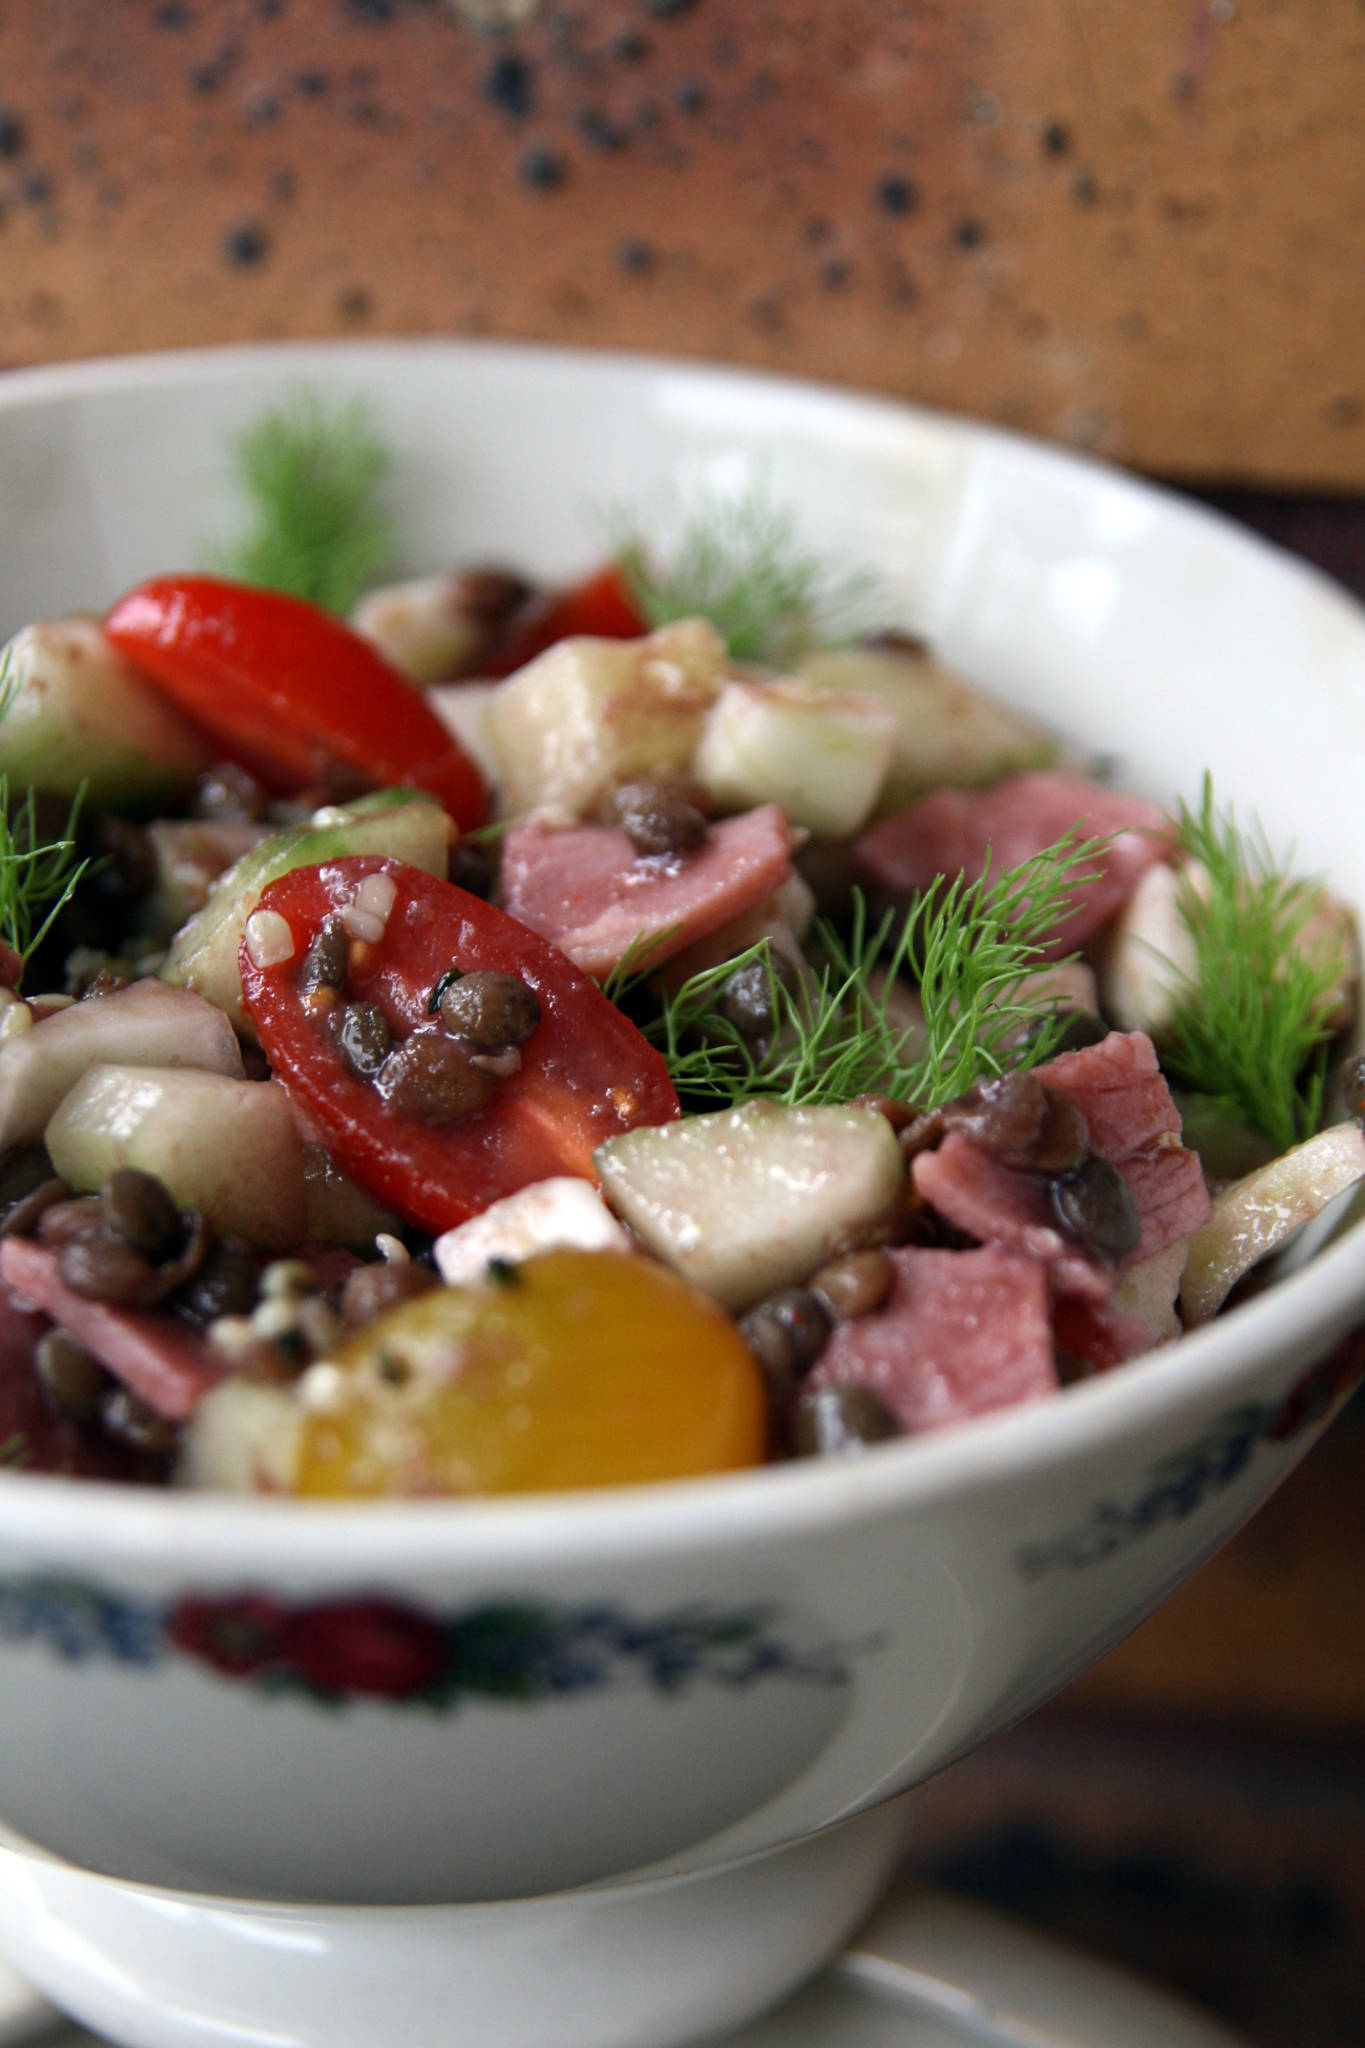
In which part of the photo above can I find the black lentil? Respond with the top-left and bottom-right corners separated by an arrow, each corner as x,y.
739,1287 -> 832,1408
438,970 -> 541,1049
58,1234 -> 160,1309
791,1384 -> 902,1457
448,843 -> 494,899
300,919 -> 349,994
175,1239 -> 260,1322
101,1169 -> 182,1260
338,1000 -> 393,1080
191,762 -> 267,821
377,1023 -> 497,1124
603,777 -> 708,858
37,1195 -> 104,1248
809,1248 -> 894,1322
35,1329 -> 111,1426
449,565 -> 535,629
1051,1155 -> 1142,1261
88,816 -> 156,903
101,1387 -> 180,1459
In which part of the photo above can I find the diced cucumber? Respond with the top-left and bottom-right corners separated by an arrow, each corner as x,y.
694,678 -> 896,839
0,979 -> 243,1152
430,680 -> 502,790
179,1380 -> 303,1493
351,573 -> 481,684
0,617 -> 213,810
797,642 -> 1056,812
138,819 -> 272,941
161,789 -> 454,1035
594,1100 -> 904,1310
486,619 -> 727,820
1180,1121 -> 1365,1325
46,1065 -> 308,1250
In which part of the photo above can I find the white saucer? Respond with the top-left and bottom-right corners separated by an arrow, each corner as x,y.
0,1881 -> 1248,2048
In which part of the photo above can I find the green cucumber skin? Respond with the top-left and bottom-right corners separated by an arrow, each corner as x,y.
161,792 -> 454,1033
0,619 -> 212,811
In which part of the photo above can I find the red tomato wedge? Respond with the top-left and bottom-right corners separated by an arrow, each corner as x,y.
482,563 -> 649,678
105,575 -> 489,830
241,858 -> 679,1233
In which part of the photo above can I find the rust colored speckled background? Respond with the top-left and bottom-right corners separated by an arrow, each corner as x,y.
0,0 -> 1360,486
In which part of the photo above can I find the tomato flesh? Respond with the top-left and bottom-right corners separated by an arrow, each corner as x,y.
481,563 -> 649,678
105,575 -> 488,830
241,857 -> 679,1232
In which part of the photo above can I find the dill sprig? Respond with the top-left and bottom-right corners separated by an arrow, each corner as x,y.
1161,776 -> 1349,1153
639,835 -> 1106,1111
0,653 -> 88,973
610,483 -> 881,665
214,389 -> 395,614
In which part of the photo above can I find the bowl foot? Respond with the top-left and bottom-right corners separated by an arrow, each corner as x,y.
0,1799 -> 910,2048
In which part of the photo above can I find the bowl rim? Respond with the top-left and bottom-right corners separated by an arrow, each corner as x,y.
0,337 -> 1361,1572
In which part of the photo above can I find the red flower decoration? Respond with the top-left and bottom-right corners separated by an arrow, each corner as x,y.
280,1599 -> 447,1699
168,1594 -> 290,1676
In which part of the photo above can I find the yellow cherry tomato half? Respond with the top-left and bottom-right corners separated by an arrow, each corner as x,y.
295,1249 -> 766,1497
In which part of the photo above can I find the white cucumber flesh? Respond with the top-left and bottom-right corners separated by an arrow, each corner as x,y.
594,1100 -> 904,1311
1180,1121 -> 1365,1326
694,678 -> 896,839
46,1065 -> 308,1251
0,979 -> 243,1152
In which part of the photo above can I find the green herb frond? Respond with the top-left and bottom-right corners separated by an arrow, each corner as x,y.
1162,775 -> 1349,1152
214,388 -> 395,614
638,834 -> 1106,1111
608,482 -> 882,665
0,647 -> 88,971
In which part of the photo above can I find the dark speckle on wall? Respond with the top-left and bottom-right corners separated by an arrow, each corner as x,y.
578,107 -> 629,152
223,218 -> 270,266
673,78 -> 706,114
153,3 -> 194,27
1071,171 -> 1099,207
643,0 -> 701,19
483,54 -> 535,121
875,172 -> 918,217
954,217 -> 985,249
0,110 -> 28,160
295,70 -> 328,97
611,30 -> 650,64
519,145 -> 567,192
20,169 -> 53,206
617,236 -> 655,274
336,284 -> 372,321
1042,120 -> 1072,158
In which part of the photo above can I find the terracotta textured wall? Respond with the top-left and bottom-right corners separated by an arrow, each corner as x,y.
0,0 -> 1360,486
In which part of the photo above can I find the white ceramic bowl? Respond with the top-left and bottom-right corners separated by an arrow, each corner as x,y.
0,344 -> 1361,2043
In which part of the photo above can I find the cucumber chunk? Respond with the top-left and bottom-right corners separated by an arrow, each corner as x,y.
797,642 -> 1056,812
1179,1121 -> 1365,1326
0,979 -> 243,1152
46,1065 -> 308,1251
161,789 -> 454,1035
0,618 -> 213,810
694,678 -> 896,838
594,1100 -> 904,1310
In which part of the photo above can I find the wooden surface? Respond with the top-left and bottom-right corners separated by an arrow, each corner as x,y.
0,1 -> 1361,486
